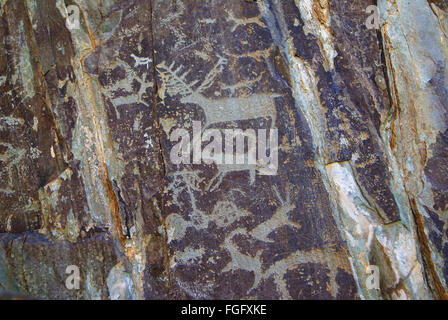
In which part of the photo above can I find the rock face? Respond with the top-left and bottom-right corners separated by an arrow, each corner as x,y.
0,0 -> 446,299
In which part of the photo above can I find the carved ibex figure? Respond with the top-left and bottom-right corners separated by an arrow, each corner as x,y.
157,55 -> 280,129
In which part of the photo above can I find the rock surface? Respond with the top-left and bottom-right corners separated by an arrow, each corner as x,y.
0,0 -> 446,299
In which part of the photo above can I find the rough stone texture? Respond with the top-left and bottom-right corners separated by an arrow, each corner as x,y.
0,0 -> 446,299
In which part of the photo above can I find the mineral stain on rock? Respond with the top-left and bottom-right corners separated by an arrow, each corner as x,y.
0,0 -> 446,300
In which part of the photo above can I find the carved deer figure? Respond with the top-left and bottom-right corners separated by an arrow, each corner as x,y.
158,56 -> 279,190
157,55 -> 280,129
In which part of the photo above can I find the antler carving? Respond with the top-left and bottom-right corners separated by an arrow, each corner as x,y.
156,55 -> 228,98
196,55 -> 228,93
156,61 -> 198,97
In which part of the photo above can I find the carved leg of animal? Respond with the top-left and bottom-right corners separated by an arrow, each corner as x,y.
250,167 -> 256,185
270,110 -> 276,129
273,185 -> 284,205
206,172 -> 224,192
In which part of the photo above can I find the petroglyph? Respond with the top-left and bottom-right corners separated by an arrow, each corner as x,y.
227,11 -> 266,32
221,228 -> 264,289
157,56 -> 279,129
161,53 -> 280,191
200,128 -> 259,190
250,185 -> 297,242
204,154 -> 257,191
0,143 -> 27,186
164,171 -> 344,297
130,54 -> 151,69
104,59 -> 153,107
4,0 -> 443,300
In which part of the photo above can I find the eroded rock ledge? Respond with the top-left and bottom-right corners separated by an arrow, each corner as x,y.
0,0 -> 446,299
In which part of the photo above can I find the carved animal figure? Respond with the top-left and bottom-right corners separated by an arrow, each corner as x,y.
157,55 -> 279,129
